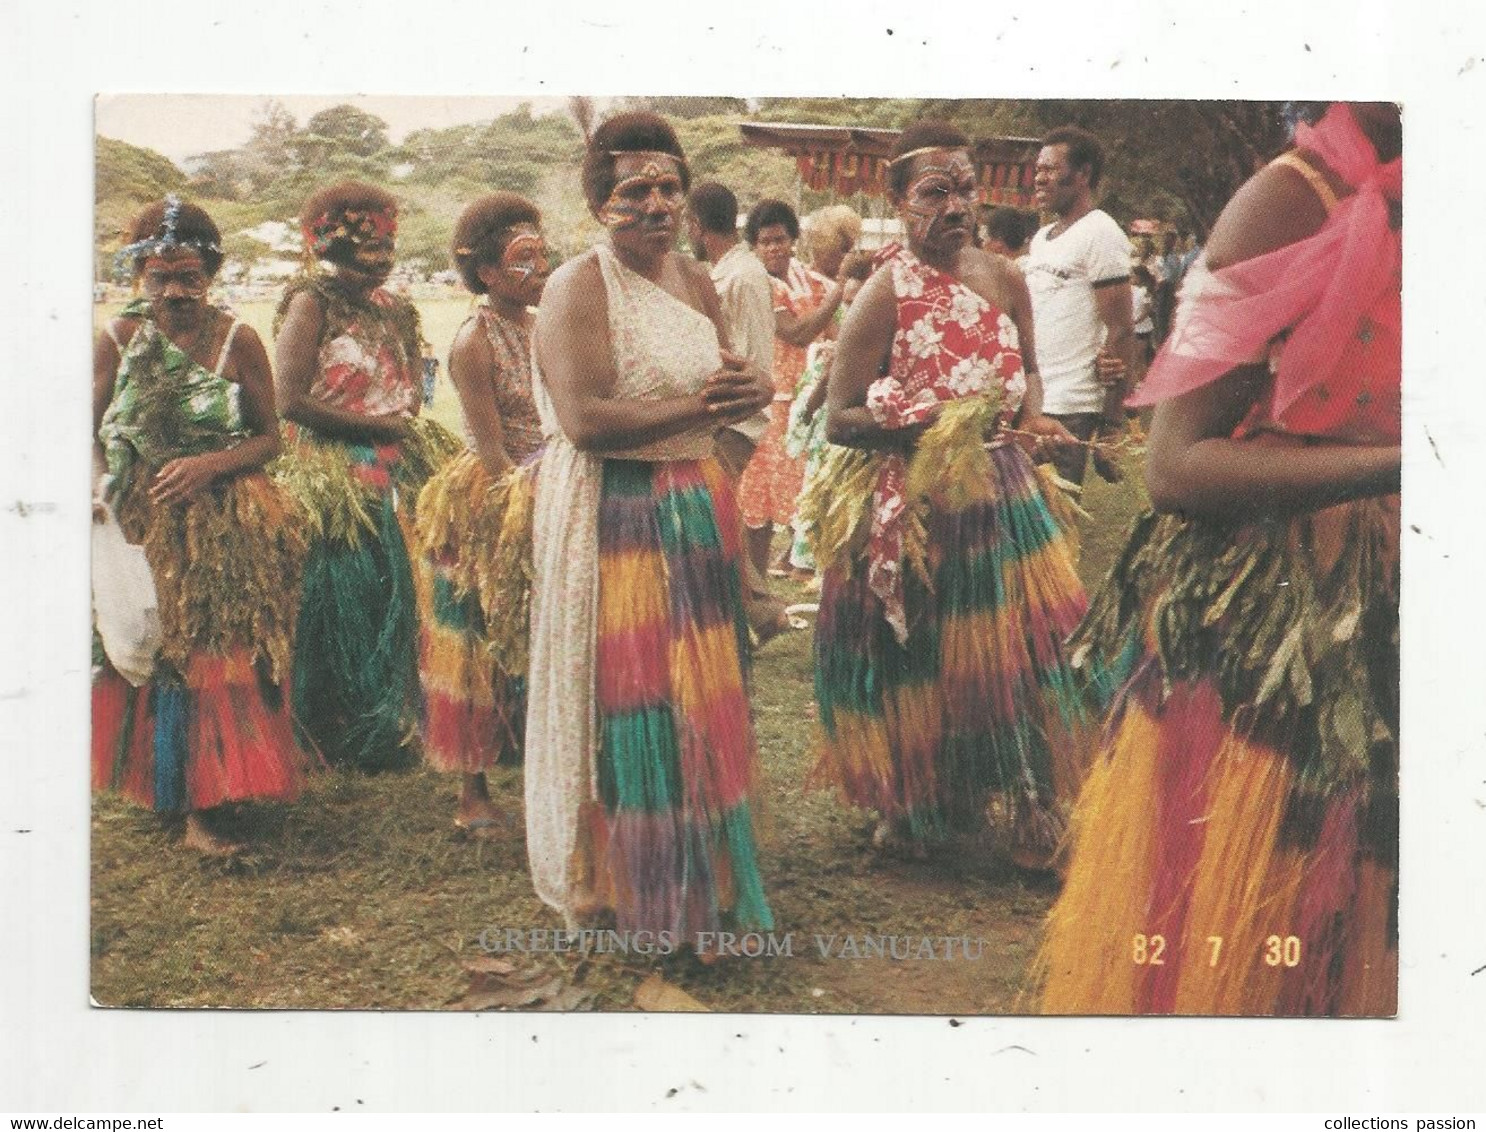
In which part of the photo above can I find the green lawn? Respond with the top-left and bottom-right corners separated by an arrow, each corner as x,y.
90,297 -> 1148,1014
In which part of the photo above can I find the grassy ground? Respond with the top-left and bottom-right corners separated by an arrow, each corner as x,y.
90,297 -> 1148,1013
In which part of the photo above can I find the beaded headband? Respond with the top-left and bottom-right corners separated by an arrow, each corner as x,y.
112,194 -> 221,283
605,149 -> 687,182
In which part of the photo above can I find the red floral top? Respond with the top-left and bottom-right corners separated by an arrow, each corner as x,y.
865,243 -> 1028,641
311,288 -> 420,418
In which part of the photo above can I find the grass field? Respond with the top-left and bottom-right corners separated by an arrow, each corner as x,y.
90,296 -> 1148,1014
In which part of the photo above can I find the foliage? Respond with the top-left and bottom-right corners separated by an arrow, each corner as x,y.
98,96 -> 1295,283
96,135 -> 188,202
304,103 -> 391,159
617,95 -> 751,119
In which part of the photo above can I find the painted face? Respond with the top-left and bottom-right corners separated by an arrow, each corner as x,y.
483,225 -> 551,305
140,251 -> 211,310
900,150 -> 979,254
1033,144 -> 1081,214
754,223 -> 794,278
344,236 -> 396,285
598,153 -> 686,249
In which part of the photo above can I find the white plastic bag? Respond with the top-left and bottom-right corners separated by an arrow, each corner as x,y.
91,502 -> 161,686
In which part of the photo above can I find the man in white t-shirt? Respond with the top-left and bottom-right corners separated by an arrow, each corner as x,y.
1025,126 -> 1135,485
685,180 -> 788,640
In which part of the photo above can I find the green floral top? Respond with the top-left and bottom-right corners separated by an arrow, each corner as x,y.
99,299 -> 247,499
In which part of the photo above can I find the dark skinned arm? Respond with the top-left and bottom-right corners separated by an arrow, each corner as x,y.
825,269 -> 932,451
774,279 -> 845,348
1144,159 -> 1400,519
1093,278 -> 1134,426
274,290 -> 408,442
535,254 -> 768,452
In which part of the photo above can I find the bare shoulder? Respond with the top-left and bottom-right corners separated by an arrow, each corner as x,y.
958,246 -> 1017,305
1206,157 -> 1335,272
839,263 -> 897,338
450,311 -> 486,351
279,287 -> 327,334
104,315 -> 141,352
677,253 -> 714,286
450,311 -> 495,370
227,320 -> 266,357
542,248 -> 604,311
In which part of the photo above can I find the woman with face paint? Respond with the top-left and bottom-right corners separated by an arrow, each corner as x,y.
414,193 -> 550,838
1035,103 -> 1401,1016
803,122 -> 1090,864
520,112 -> 775,941
92,197 -> 307,855
273,181 -> 461,773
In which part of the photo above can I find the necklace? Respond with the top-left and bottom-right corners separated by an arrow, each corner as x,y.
158,308 -> 218,368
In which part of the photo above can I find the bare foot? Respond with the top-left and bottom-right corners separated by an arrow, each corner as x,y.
871,819 -> 928,861
182,813 -> 245,857
749,609 -> 794,651
1092,449 -> 1124,484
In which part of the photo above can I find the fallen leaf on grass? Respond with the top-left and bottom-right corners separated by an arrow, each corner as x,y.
535,984 -> 594,1012
452,957 -> 591,1011
460,976 -> 565,1011
634,973 -> 709,1012
461,955 -> 517,976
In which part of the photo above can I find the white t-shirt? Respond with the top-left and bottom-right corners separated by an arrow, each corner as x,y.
710,241 -> 775,443
1024,209 -> 1132,416
1131,284 -> 1153,335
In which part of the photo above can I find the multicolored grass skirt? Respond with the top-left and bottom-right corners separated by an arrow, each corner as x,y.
812,442 -> 1090,848
582,457 -> 773,936
93,653 -> 304,812
415,451 -> 529,774
92,472 -> 307,812
275,420 -> 460,772
1035,499 -> 1398,1016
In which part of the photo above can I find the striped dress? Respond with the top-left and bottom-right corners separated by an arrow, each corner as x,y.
524,244 -> 772,937
415,305 -> 543,774
809,244 -> 1091,850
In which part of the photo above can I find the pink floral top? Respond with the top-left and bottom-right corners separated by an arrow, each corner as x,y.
469,305 -> 543,463
865,242 -> 1028,641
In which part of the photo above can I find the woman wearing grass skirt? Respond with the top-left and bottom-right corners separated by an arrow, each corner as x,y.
415,193 -> 549,837
274,181 -> 460,772
522,113 -> 775,938
92,197 -> 307,856
1034,103 -> 1402,1016
804,122 -> 1087,864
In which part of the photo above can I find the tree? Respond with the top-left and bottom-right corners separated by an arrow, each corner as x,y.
617,96 -> 750,120
1000,99 -> 1292,237
303,104 -> 391,159
240,100 -> 303,195
95,135 -> 187,202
